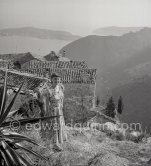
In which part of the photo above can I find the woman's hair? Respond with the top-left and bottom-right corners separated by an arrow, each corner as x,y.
51,73 -> 60,79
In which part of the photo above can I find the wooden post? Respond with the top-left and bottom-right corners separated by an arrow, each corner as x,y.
57,95 -> 64,144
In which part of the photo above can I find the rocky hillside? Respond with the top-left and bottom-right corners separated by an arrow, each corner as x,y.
60,28 -> 151,94
24,127 -> 151,166
60,28 -> 151,132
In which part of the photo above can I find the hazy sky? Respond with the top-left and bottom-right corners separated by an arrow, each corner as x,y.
0,0 -> 151,35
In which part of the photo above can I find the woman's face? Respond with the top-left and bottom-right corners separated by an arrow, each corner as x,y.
51,77 -> 60,86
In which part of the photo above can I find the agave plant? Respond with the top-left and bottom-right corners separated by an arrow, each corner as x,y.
0,71 -> 48,166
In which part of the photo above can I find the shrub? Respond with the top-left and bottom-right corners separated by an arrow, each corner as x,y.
125,132 -> 145,143
106,130 -> 125,141
105,97 -> 116,118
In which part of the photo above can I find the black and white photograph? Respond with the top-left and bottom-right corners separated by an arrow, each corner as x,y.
0,0 -> 151,165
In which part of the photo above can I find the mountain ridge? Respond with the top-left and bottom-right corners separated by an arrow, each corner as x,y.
0,27 -> 81,41
93,26 -> 145,36
60,28 -> 151,72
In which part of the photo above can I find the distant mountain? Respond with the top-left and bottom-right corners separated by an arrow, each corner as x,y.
0,27 -> 81,41
60,28 -> 151,131
60,27 -> 151,95
60,28 -> 151,73
93,26 -> 145,36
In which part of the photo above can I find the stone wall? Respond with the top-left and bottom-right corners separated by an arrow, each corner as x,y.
63,83 -> 96,123
64,83 -> 95,109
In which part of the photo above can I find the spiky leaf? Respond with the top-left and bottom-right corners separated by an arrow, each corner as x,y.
0,70 -> 8,116
0,82 -> 24,125
2,141 -> 21,166
15,143 -> 48,161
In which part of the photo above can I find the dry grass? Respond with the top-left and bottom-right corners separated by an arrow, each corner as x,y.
15,124 -> 151,166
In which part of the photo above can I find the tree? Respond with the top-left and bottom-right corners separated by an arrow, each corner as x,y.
96,96 -> 100,107
105,97 -> 116,118
117,96 -> 124,114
